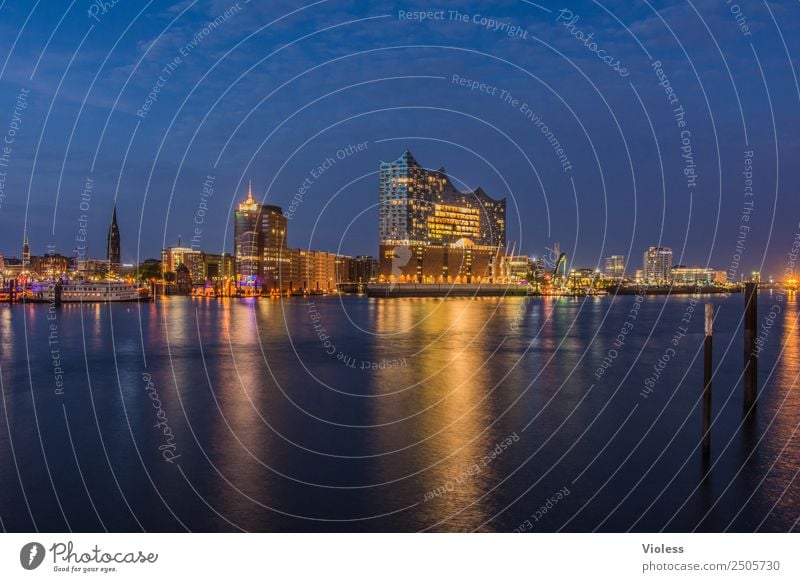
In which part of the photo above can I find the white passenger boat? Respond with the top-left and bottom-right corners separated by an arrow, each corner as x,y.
29,281 -> 150,303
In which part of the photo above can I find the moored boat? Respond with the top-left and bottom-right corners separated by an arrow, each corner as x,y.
26,281 -> 150,303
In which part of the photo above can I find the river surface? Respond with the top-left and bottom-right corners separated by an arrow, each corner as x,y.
0,292 -> 798,532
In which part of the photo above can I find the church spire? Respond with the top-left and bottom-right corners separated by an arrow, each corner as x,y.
22,230 -> 30,268
107,203 -> 121,270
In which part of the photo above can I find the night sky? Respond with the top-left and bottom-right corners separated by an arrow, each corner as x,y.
0,0 -> 797,278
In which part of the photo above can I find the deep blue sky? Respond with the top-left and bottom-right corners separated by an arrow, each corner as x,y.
0,0 -> 798,278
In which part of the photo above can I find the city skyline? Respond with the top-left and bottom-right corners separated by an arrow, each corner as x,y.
0,176 -> 791,283
0,2 -> 797,279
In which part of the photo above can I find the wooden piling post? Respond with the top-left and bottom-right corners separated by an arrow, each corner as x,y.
743,282 -> 758,410
703,304 -> 713,456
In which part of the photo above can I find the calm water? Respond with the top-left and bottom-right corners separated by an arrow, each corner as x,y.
0,292 -> 798,532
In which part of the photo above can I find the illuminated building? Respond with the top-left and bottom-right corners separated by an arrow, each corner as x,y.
671,267 -> 726,285
643,247 -> 673,284
162,246 -> 201,279
162,246 -> 233,285
233,183 -> 287,290
570,268 -> 599,288
260,204 -> 288,291
379,150 -> 506,247
278,249 -> 339,293
234,186 -> 262,281
175,263 -> 192,294
378,240 -> 505,284
507,255 -> 533,281
203,253 -> 235,281
76,258 -> 111,278
31,253 -> 70,278
604,255 -> 625,280
378,150 -> 507,282
107,205 -> 121,271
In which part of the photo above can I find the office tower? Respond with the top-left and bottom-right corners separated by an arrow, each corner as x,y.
234,185 -> 262,281
107,205 -> 121,271
604,255 -> 625,280
233,182 -> 287,290
260,203 -> 288,291
643,247 -> 673,284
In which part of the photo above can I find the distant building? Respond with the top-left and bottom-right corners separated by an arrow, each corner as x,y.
76,258 -> 111,278
672,267 -> 726,285
531,256 -> 546,280
643,247 -> 673,284
378,240 -> 504,284
161,246 -> 233,285
278,248 -> 339,293
31,253 -> 70,278
175,264 -> 192,294
571,268 -> 599,288
22,231 -> 30,272
604,255 -> 625,280
203,253 -> 235,282
379,150 -> 506,247
107,205 -> 121,271
162,246 -> 201,280
2,256 -> 23,278
378,150 -> 507,282
507,255 -> 532,281
234,187 -> 262,281
233,184 -> 287,290
349,255 -> 377,283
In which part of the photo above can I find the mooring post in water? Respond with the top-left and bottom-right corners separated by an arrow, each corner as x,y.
743,282 -> 758,410
703,303 -> 713,456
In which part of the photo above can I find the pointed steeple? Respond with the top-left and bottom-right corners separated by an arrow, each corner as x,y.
22,230 -> 30,267
107,203 -> 121,269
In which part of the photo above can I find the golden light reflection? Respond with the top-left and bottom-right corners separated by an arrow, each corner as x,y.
370,299 -> 498,529
758,294 -> 800,515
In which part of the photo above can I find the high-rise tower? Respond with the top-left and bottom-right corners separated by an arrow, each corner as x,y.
107,204 -> 121,270
643,247 -> 672,284
233,181 -> 288,290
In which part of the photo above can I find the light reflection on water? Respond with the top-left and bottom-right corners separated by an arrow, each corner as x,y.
0,293 -> 797,532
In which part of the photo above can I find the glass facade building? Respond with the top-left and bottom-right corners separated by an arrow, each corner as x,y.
379,150 -> 506,247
